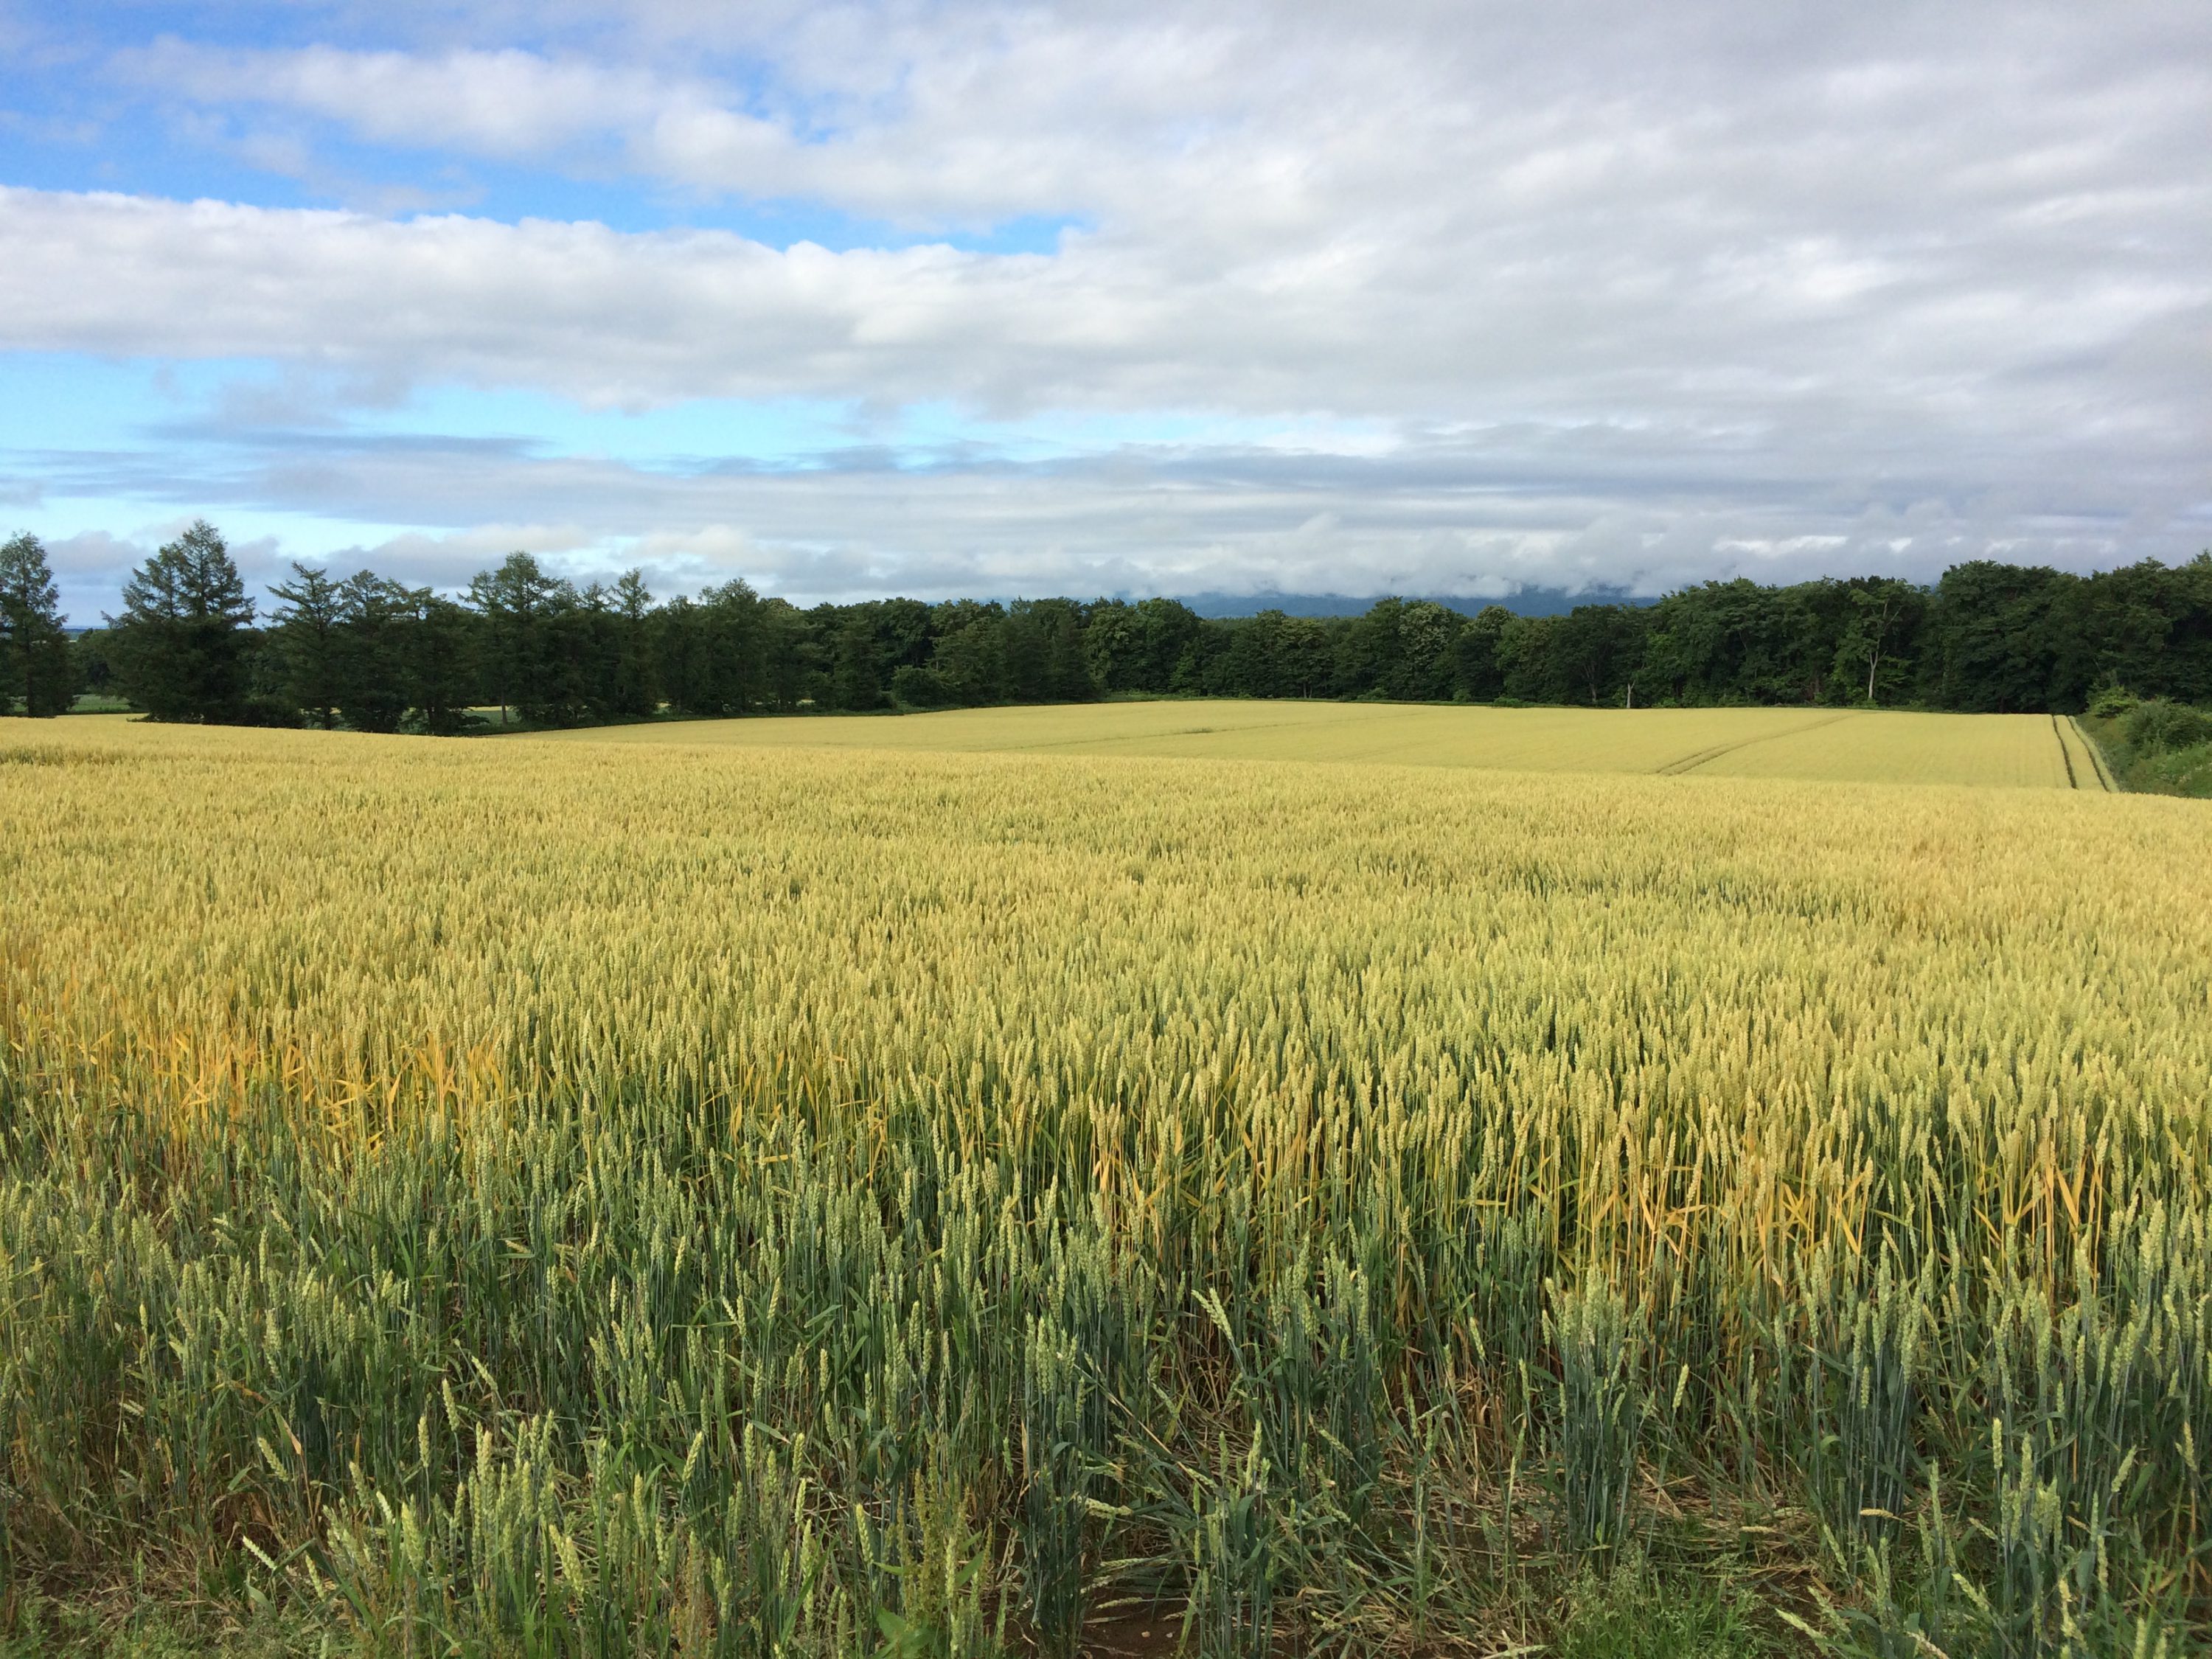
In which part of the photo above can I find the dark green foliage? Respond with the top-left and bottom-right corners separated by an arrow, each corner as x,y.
105,521 -> 255,723
891,664 -> 956,708
827,606 -> 889,711
1214,609 -> 1325,698
268,566 -> 475,734
1453,604 -> 1514,701
406,594 -> 481,734
605,571 -> 659,720
1333,597 -> 1466,700
1829,578 -> 1925,706
468,551 -> 572,726
1927,561 -> 2079,712
1554,1565 -> 1775,1659
2121,698 -> 2212,755
1926,554 -> 2212,713
29,512 -> 2212,731
67,630 -> 117,703
1551,603 -> 1649,707
266,563 -> 345,728
656,580 -> 768,717
1001,599 -> 1095,703
2084,693 -> 2212,798
1643,579 -> 1845,706
758,598 -> 815,710
0,534 -> 73,718
1084,597 -> 1205,693
1498,612 -> 1566,703
928,602 -> 1009,705
330,572 -> 416,734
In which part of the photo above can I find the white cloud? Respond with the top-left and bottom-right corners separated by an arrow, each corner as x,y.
27,414 -> 2180,614
8,0 -> 2211,602
125,41 -> 676,159
5,172 -> 2202,443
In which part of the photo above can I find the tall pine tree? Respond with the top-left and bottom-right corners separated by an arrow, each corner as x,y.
467,552 -> 568,726
0,532 -> 74,717
268,563 -> 344,728
108,521 -> 257,721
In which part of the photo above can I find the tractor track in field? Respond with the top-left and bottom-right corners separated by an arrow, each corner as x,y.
2053,714 -> 2081,787
2051,714 -> 2117,791
1655,711 -> 1862,776
1002,707 -> 1391,753
2072,716 -> 2118,791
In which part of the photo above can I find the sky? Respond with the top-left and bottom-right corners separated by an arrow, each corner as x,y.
1,1 -> 2208,623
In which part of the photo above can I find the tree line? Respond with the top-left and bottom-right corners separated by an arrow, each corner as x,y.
4,521 -> 2209,726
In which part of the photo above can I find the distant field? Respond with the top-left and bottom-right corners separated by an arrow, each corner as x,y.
551,698 -> 2099,789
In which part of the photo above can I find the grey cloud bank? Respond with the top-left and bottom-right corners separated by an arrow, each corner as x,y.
29,427 -> 2185,625
6,0 -> 2210,609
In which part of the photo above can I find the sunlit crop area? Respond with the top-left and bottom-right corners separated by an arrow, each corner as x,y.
1,717 -> 2205,1655
548,700 -> 2098,790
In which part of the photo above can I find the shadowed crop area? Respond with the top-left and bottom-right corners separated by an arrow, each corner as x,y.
543,701 -> 2096,791
1,718 -> 2208,1655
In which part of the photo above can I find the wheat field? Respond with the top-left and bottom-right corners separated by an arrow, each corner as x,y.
1,717 -> 2205,1655
544,701 -> 2095,790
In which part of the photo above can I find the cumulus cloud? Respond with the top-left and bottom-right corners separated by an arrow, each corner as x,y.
7,0 -> 2211,602
4,171 -> 2202,443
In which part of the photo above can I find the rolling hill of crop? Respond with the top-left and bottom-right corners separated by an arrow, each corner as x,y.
1,717 -> 2201,1655
545,700 -> 2104,790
